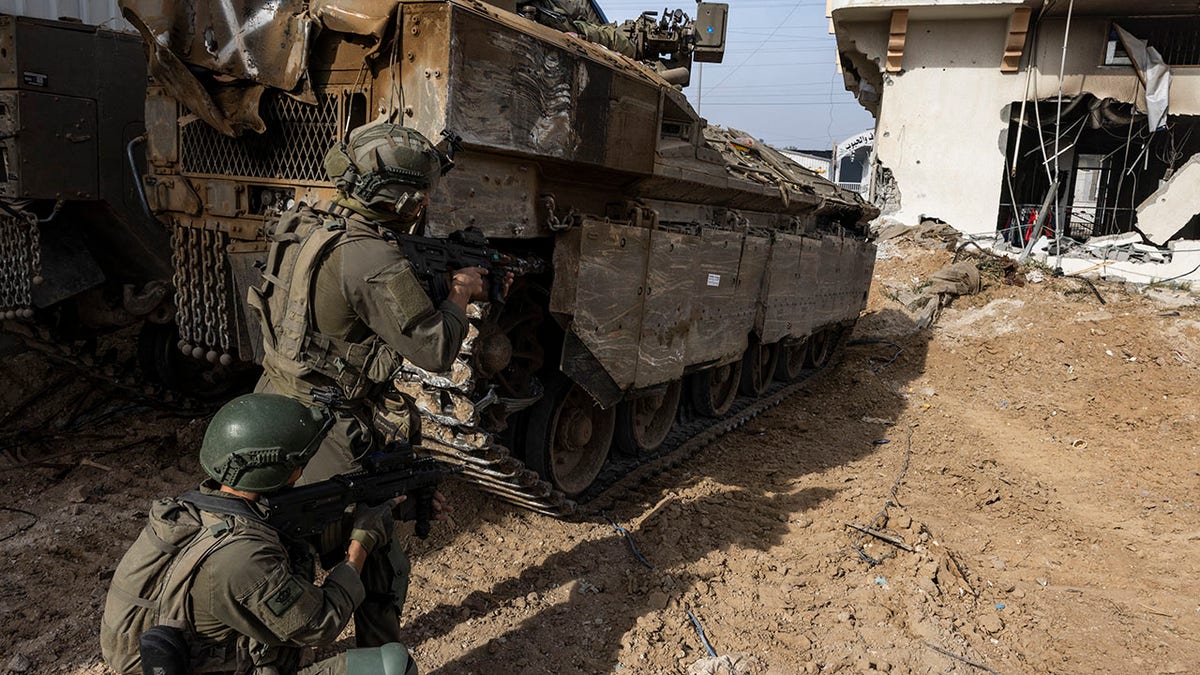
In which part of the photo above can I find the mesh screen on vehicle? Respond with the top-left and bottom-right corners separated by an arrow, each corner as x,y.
180,93 -> 338,182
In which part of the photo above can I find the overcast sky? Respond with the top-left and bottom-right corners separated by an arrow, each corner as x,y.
599,0 -> 875,152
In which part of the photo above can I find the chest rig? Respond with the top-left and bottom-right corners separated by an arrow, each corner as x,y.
248,206 -> 383,403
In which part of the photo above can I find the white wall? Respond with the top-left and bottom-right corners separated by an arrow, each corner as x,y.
835,13 -> 1200,235
0,0 -> 132,32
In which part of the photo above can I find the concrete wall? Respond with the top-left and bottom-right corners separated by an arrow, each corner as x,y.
834,11 -> 1200,234
0,0 -> 132,32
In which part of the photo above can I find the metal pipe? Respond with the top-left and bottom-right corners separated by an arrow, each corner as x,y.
1052,0 -> 1075,250
125,134 -> 155,224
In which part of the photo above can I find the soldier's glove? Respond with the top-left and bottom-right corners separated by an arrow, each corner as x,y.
349,502 -> 395,555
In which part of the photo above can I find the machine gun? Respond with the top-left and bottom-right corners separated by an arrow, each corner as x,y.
383,226 -> 545,305
257,442 -> 460,540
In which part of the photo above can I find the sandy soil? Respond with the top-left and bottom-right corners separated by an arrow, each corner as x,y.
2,238 -> 1199,674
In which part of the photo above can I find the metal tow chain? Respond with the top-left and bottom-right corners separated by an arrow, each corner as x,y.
212,228 -> 231,360
199,228 -> 217,354
0,215 -> 16,310
171,222 -> 192,347
0,211 -> 36,317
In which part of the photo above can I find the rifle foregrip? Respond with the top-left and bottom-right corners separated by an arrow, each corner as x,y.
414,485 -> 435,539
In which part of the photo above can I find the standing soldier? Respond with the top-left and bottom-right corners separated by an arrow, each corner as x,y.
101,393 -> 418,674
247,118 -> 487,647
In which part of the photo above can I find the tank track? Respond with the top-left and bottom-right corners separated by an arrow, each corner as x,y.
409,316 -> 848,519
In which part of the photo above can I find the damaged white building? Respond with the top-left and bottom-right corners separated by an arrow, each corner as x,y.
829,0 -> 1200,283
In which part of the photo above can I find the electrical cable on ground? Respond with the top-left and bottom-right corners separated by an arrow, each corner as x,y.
847,339 -> 904,374
0,506 -> 38,543
844,425 -> 914,567
687,610 -> 718,658
1055,272 -> 1106,304
925,642 -> 1001,675
603,512 -> 654,569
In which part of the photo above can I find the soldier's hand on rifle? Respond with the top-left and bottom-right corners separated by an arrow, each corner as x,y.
431,490 -> 451,522
448,266 -> 488,309
349,499 -> 399,556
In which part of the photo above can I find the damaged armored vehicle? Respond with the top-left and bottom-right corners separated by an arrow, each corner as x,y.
0,15 -> 175,373
119,0 -> 879,513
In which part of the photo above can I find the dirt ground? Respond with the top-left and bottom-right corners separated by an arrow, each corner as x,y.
3,237 -> 1200,674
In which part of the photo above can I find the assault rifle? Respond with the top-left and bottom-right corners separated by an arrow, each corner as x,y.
258,442 -> 460,540
383,226 -> 545,304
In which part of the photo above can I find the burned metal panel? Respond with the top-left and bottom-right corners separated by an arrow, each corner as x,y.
605,74 -> 659,172
567,220 -> 650,389
634,229 -> 691,388
760,233 -> 800,344
444,5 -> 655,173
549,226 -> 582,319
641,198 -> 714,228
683,227 -> 745,364
859,242 -> 877,313
0,91 -> 97,200
0,18 -> 146,207
734,234 -> 770,340
795,235 -> 822,337
815,237 -> 843,328
119,0 -> 314,91
448,9 -> 581,161
311,0 -> 395,38
573,61 -> 612,165
426,152 -> 539,239
400,2 -> 452,144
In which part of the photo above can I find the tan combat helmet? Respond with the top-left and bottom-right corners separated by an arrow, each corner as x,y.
324,118 -> 448,222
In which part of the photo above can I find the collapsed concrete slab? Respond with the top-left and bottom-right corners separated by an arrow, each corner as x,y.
1138,156 -> 1200,246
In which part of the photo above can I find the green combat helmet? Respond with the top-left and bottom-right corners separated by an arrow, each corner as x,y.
199,394 -> 333,492
324,118 -> 449,222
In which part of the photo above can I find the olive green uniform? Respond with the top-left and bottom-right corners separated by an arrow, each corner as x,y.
251,203 -> 468,646
102,483 -> 415,675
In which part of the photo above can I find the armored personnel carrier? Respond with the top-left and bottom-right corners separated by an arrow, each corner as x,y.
0,15 -> 174,366
119,0 -> 878,513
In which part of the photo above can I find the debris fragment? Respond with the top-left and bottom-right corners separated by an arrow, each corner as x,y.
6,654 -> 30,673
687,654 -> 758,675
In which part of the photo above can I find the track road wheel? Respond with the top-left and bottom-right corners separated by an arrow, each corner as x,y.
525,375 -> 615,497
805,327 -> 837,370
775,338 -> 808,382
687,359 -> 743,418
739,338 -> 780,397
613,379 -> 682,455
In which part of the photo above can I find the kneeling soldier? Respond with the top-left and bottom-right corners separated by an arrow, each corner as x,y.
100,393 -> 417,675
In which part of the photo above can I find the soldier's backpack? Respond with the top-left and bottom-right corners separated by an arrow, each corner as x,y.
99,498 -> 243,674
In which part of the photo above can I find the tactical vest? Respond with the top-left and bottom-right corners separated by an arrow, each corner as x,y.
100,497 -> 290,674
248,206 -> 385,403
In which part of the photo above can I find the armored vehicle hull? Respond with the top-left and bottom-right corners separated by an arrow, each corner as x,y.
0,15 -> 173,355
121,0 -> 878,511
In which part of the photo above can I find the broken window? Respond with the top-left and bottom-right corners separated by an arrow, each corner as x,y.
998,95 -> 1200,247
1104,17 -> 1200,67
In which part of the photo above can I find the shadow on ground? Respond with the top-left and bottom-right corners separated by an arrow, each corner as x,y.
408,308 -> 931,673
